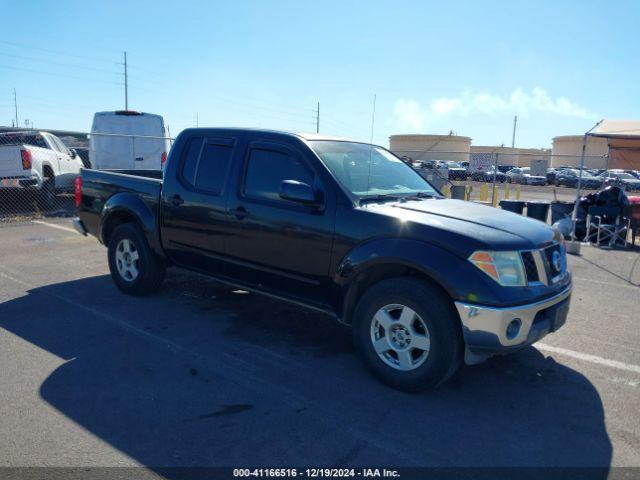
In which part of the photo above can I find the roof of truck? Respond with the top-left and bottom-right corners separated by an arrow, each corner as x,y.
180,127 -> 360,144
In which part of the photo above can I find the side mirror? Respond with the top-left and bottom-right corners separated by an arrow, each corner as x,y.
279,180 -> 319,206
69,148 -> 77,158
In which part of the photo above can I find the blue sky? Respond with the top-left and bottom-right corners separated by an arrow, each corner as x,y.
1,0 -> 638,148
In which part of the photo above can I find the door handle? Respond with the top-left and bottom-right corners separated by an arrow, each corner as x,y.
170,194 -> 184,206
230,206 -> 249,220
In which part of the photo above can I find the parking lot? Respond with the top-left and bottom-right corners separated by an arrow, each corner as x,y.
0,219 -> 639,475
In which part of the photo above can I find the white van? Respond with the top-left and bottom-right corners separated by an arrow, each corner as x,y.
89,111 -> 170,170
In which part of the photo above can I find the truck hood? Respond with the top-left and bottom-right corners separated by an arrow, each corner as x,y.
361,198 -> 556,255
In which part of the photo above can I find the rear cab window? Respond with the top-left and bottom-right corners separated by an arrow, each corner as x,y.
179,136 -> 234,195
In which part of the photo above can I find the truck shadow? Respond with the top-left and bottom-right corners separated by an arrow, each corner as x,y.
0,272 -> 612,476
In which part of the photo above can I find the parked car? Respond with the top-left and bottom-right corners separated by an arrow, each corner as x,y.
0,130 -> 84,208
506,168 -> 546,185
546,168 -> 558,184
504,167 -> 543,185
446,161 -> 467,180
505,167 -> 524,184
471,166 -> 506,183
599,170 -> 640,191
74,128 -> 572,392
90,110 -> 170,170
553,169 -> 603,189
497,165 -> 515,173
520,167 -> 547,185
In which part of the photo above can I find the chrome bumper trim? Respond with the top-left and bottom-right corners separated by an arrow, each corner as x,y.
455,284 -> 572,348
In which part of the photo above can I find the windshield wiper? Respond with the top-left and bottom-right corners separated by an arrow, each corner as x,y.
404,192 -> 439,201
359,194 -> 402,205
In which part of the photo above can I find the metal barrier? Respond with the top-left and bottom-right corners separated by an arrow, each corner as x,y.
0,128 -> 172,225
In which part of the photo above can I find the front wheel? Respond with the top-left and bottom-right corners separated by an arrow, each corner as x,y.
353,277 -> 462,392
107,222 -> 165,295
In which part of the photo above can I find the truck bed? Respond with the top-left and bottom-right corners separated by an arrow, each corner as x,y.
79,169 -> 163,244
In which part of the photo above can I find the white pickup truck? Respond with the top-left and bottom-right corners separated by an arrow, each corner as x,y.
0,131 -> 84,208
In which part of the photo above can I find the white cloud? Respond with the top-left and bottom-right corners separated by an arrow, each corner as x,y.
392,87 -> 596,131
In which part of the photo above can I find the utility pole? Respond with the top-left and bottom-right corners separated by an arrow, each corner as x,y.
511,115 -> 517,148
124,51 -> 128,110
316,102 -> 320,133
13,88 -> 18,128
196,113 -> 199,127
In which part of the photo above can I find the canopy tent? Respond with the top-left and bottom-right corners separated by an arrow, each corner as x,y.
588,120 -> 640,171
570,119 -> 640,241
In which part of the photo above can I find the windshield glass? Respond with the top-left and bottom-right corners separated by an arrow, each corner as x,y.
310,141 -> 439,198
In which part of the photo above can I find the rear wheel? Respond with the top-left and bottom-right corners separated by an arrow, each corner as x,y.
37,177 -> 55,210
353,277 -> 462,392
108,222 -> 165,295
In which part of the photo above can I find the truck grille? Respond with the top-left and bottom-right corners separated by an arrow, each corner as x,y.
521,251 -> 539,282
520,243 -> 566,285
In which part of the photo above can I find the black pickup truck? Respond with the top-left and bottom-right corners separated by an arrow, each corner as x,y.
74,128 -> 572,391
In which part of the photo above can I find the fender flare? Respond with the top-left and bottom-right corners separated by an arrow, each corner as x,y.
333,238 -> 463,323
100,192 -> 164,258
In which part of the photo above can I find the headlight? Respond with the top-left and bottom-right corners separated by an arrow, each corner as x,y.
469,251 -> 526,287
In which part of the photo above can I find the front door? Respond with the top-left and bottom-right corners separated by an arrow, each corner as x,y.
223,141 -> 336,307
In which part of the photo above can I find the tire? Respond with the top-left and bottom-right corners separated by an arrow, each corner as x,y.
352,277 -> 463,392
507,177 -> 512,183
37,177 -> 55,210
107,222 -> 165,295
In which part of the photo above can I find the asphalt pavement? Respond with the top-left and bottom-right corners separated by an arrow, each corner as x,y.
0,220 -> 639,476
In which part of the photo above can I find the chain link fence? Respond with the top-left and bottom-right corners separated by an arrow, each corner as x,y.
0,128 -> 172,225
393,149 -> 638,210
2,130 -> 638,226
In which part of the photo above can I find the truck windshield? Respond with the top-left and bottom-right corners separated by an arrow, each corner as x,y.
310,140 -> 439,199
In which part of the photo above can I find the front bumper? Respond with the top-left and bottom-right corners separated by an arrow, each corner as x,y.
455,284 -> 572,364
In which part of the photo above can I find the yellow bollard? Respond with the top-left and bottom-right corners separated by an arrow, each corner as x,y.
465,184 -> 472,201
492,185 -> 499,207
478,184 -> 488,202
504,183 -> 510,199
515,185 -> 521,200
441,185 -> 451,198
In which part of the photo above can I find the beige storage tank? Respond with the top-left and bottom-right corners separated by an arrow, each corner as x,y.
551,135 -> 609,169
389,134 -> 471,163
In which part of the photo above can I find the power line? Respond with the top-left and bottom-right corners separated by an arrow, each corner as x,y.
0,51 -> 120,75
0,40 -> 120,65
0,64 -> 123,85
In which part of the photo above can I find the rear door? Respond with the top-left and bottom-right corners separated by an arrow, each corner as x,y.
91,114 -> 134,170
160,134 -> 237,273
130,115 -> 166,170
47,135 -> 78,187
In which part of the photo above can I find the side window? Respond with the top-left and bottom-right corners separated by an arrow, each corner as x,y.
46,135 -> 61,152
52,136 -> 70,155
243,147 -> 313,203
194,142 -> 233,193
180,137 -> 204,185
